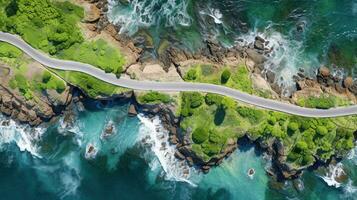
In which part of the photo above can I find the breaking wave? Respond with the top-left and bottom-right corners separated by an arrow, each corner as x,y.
237,29 -> 319,96
137,114 -> 197,186
108,0 -> 192,35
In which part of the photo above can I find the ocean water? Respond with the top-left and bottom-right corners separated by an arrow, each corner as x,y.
0,100 -> 356,200
108,0 -> 357,94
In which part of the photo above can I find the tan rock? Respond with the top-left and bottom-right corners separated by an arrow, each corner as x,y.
319,66 -> 330,77
344,77 -> 353,88
84,4 -> 101,23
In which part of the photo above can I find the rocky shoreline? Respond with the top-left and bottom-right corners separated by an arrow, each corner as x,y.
1,0 -> 356,182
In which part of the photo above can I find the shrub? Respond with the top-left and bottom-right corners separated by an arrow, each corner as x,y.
209,129 -> 226,144
237,106 -> 265,124
201,142 -> 222,156
288,122 -> 299,132
205,93 -> 223,105
55,79 -> 66,93
0,42 -> 22,58
296,140 -> 308,151
181,92 -> 204,116
139,91 -> 171,104
316,126 -> 328,136
185,68 -> 198,81
42,71 -> 52,83
221,69 -> 231,84
192,127 -> 209,144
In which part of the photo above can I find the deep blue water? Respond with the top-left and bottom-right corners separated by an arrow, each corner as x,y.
0,100 -> 356,200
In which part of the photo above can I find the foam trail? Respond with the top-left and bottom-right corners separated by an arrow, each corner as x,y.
137,114 -> 197,186
108,0 -> 192,35
0,115 -> 45,157
319,163 -> 346,188
237,29 -> 319,96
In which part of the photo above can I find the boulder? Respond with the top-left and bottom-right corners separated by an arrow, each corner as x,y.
84,5 -> 101,23
319,66 -> 330,77
246,49 -> 267,64
343,77 -> 353,88
128,104 -> 137,116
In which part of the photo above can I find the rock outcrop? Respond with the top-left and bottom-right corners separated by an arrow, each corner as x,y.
0,85 -> 72,126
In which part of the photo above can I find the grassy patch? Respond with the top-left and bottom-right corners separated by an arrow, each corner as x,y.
138,91 -> 171,104
58,39 -> 125,76
0,0 -> 125,75
55,70 -> 129,98
183,64 -> 254,94
39,70 -> 66,93
0,42 -> 22,58
297,95 -> 350,109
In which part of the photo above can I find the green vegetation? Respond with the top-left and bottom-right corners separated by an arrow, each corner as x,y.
138,91 -> 171,104
10,73 -> 33,100
0,42 -> 66,99
183,64 -> 253,94
55,70 -> 129,98
40,70 -> 66,93
180,92 -> 204,117
0,42 -> 22,58
192,127 -> 209,144
58,39 -> 125,76
180,91 -> 357,167
221,69 -> 231,84
297,95 -> 350,109
0,0 -> 84,54
184,68 -> 197,81
0,0 -> 125,75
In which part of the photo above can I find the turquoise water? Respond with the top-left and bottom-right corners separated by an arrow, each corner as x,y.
0,100 -> 356,199
108,0 -> 357,93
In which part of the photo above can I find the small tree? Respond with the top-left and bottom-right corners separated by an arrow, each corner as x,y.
288,122 -> 299,132
221,69 -> 231,84
42,71 -> 52,83
192,127 -> 209,144
185,69 -> 197,81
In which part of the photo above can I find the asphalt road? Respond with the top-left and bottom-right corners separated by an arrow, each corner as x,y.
1,31 -> 356,118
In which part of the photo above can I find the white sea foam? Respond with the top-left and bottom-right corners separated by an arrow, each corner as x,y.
319,163 -> 346,188
237,29 -> 319,96
137,114 -> 197,186
0,115 -> 45,157
199,8 -> 223,24
108,0 -> 192,35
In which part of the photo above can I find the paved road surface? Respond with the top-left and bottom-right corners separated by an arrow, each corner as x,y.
1,31 -> 356,118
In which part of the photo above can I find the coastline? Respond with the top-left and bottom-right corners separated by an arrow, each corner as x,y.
0,0 -> 356,183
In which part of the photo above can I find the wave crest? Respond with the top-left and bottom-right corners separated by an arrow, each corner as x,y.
108,0 -> 192,35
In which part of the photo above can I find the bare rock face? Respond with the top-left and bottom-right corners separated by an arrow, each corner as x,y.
343,77 -> 353,89
84,4 -> 101,23
319,66 -> 330,77
0,84 -> 71,126
128,104 -> 137,117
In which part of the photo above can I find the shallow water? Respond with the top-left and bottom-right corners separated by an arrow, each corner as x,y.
0,100 -> 356,199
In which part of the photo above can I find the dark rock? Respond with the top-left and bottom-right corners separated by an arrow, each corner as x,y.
128,104 -> 137,116
335,83 -> 345,93
246,49 -> 268,64
254,36 -> 265,50
174,151 -> 185,160
266,71 -> 276,84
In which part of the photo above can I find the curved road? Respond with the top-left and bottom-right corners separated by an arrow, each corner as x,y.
0,31 -> 356,118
